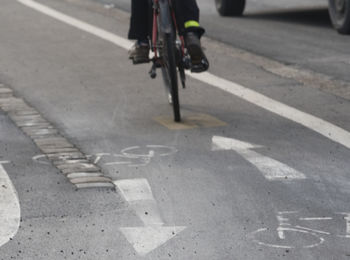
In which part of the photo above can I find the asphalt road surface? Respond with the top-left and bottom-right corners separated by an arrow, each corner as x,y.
0,0 -> 349,259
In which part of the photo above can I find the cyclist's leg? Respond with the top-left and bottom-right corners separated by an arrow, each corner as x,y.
175,0 -> 209,72
176,0 -> 204,36
128,0 -> 149,40
128,0 -> 150,64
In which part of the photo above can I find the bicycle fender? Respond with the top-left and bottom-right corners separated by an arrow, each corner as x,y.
158,0 -> 172,34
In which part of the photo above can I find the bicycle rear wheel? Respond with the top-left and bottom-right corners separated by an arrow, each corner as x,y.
162,32 -> 181,122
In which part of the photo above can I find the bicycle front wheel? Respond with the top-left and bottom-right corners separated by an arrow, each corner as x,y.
162,32 -> 181,122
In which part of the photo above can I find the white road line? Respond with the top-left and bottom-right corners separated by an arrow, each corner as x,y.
299,217 -> 333,221
17,0 -> 132,50
212,136 -> 306,180
0,161 -> 21,248
17,0 -> 350,150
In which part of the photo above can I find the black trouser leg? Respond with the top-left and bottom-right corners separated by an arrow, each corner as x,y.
128,0 -> 205,40
174,0 -> 204,37
128,0 -> 149,40
175,0 -> 199,22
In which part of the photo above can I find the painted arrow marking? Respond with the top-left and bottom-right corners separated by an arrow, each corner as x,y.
0,161 -> 20,247
114,179 -> 186,256
212,136 -> 306,181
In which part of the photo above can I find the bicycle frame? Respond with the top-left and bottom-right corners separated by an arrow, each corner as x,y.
151,0 -> 185,61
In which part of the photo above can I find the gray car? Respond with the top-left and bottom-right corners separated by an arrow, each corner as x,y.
215,0 -> 350,34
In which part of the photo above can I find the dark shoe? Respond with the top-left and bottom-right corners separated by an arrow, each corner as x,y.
185,32 -> 209,73
128,41 -> 150,64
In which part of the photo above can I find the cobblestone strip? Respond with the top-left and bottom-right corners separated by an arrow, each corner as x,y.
0,83 -> 114,189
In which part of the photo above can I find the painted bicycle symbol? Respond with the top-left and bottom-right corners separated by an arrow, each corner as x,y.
33,145 -> 178,167
249,211 -> 350,249
89,145 -> 178,167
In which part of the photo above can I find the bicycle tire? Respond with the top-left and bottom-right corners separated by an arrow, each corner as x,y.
162,32 -> 181,122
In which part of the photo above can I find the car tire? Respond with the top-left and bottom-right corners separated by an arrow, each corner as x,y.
215,0 -> 246,16
328,0 -> 350,34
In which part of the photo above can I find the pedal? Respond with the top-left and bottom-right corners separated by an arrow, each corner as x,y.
191,58 -> 209,73
183,56 -> 191,70
149,63 -> 157,78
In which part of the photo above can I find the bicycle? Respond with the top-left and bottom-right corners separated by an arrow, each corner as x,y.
147,0 -> 191,122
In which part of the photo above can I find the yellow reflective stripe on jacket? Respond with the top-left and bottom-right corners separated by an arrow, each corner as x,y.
184,20 -> 200,28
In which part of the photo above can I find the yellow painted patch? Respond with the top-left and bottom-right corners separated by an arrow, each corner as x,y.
154,113 -> 227,130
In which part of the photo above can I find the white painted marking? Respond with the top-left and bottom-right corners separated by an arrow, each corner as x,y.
294,225 -> 331,235
17,0 -> 350,149
130,200 -> 165,226
145,145 -> 178,156
93,153 -> 110,164
17,0 -> 133,50
248,227 -> 324,249
108,154 -> 149,167
121,145 -> 177,158
277,227 -> 325,248
212,136 -> 306,180
114,179 -> 166,226
88,146 -> 177,168
114,179 -> 155,202
345,214 -> 350,237
278,211 -> 299,214
32,154 -> 50,165
248,228 -> 294,249
120,226 -> 186,257
299,217 -> 333,221
104,161 -> 134,166
336,213 -> 350,238
114,179 -> 186,256
0,161 -> 20,247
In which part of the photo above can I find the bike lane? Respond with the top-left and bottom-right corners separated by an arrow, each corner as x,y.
0,0 -> 350,259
